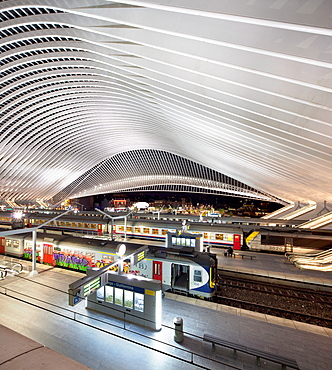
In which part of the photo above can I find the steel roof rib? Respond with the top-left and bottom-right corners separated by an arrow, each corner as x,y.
0,1 -> 331,211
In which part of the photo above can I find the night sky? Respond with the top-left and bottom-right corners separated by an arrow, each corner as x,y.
92,191 -> 283,213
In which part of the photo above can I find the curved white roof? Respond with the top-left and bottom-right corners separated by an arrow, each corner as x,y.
1,1 -> 331,209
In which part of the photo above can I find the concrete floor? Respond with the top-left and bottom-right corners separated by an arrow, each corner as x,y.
0,255 -> 331,370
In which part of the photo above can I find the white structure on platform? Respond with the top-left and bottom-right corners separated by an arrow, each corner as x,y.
1,1 -> 332,221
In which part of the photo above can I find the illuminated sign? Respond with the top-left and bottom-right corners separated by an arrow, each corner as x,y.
107,281 -> 144,294
134,248 -> 147,265
84,277 -> 101,296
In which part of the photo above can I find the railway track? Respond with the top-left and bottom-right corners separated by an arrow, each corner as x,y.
216,272 -> 332,328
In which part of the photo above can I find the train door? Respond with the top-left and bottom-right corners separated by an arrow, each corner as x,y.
171,264 -> 189,292
43,243 -> 54,264
0,237 -> 5,254
233,234 -> 241,250
153,261 -> 162,281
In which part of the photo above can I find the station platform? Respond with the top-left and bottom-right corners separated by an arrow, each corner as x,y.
0,325 -> 91,369
212,248 -> 332,288
0,259 -> 331,370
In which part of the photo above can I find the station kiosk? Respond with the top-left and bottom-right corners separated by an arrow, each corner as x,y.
86,272 -> 162,331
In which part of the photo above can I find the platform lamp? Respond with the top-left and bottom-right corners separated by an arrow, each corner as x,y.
95,208 -> 134,241
0,209 -> 73,276
29,209 -> 73,276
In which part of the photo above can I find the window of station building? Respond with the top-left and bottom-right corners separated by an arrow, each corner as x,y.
105,285 -> 113,303
194,270 -> 202,282
161,229 -> 168,235
215,234 -> 223,240
12,240 -> 19,248
152,228 -> 159,235
143,228 -> 149,234
134,227 -> 140,233
96,286 -> 104,301
134,292 -> 144,312
5,239 -> 11,247
126,226 -> 132,232
25,241 -> 32,249
114,288 -> 123,306
124,290 -> 133,309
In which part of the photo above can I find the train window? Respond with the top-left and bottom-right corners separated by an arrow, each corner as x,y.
203,233 -> 209,239
152,228 -> 159,235
78,223 -> 83,228
91,224 -> 96,229
127,226 -> 132,232
194,270 -> 202,282
5,239 -> 11,247
105,285 -> 113,303
50,221 -> 55,226
66,222 -> 71,227
215,234 -> 223,240
143,228 -> 149,234
84,223 -> 90,229
102,255 -> 113,263
59,221 -> 65,226
154,263 -> 161,275
118,226 -> 124,232
12,240 -> 19,248
161,229 -> 168,235
134,227 -> 140,233
227,235 -> 233,241
72,222 -> 77,227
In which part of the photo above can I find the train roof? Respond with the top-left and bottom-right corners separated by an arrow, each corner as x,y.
7,232 -> 146,256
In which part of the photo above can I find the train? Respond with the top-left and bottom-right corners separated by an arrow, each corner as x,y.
0,232 -> 217,299
1,211 -> 332,254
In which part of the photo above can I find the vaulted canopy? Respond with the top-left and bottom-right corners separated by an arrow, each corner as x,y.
1,1 -> 331,211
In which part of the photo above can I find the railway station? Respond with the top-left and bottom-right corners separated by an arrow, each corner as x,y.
1,1 -> 332,370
